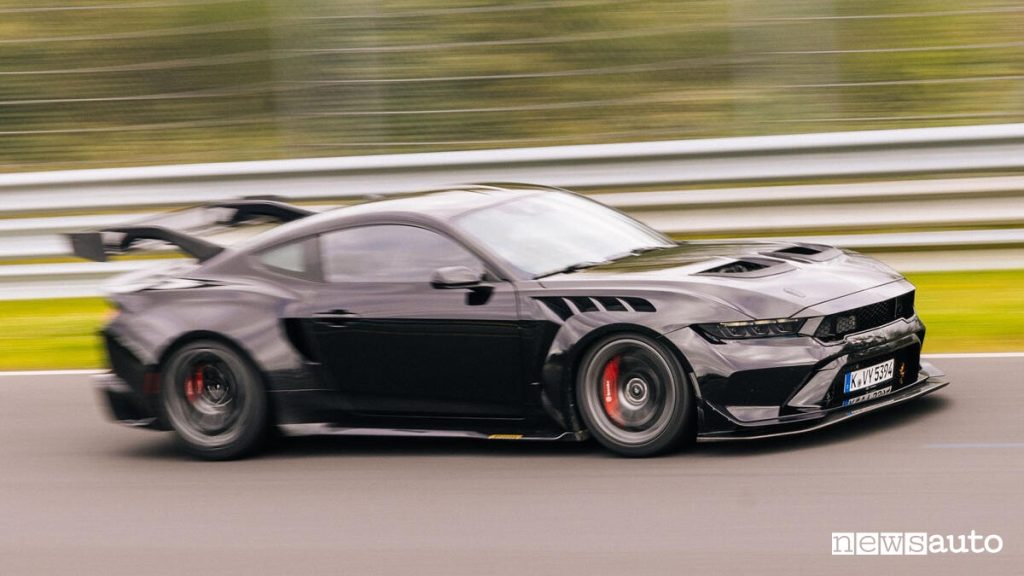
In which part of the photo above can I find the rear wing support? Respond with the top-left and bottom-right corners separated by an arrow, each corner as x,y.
67,198 -> 314,262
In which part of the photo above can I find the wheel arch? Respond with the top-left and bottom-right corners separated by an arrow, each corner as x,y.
154,331 -> 276,425
564,324 -> 699,454
549,321 -> 697,432
156,330 -> 264,375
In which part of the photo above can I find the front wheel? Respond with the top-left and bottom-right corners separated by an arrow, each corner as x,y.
161,340 -> 268,460
576,334 -> 694,457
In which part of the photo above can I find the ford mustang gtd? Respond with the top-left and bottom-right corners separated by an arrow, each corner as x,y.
72,184 -> 949,459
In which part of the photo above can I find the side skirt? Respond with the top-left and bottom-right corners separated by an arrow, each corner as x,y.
278,423 -> 587,442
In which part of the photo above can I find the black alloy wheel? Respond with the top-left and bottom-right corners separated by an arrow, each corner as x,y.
161,340 -> 268,460
576,334 -> 694,457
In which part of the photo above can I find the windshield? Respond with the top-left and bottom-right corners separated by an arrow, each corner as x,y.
455,192 -> 673,278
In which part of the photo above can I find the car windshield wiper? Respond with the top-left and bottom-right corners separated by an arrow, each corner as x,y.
534,260 -> 610,279
604,245 -> 669,261
533,246 -> 670,279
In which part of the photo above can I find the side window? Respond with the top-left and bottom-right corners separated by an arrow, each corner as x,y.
257,237 -> 314,278
321,225 -> 484,283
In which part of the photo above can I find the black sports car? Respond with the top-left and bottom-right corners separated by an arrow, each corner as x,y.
73,184 -> 949,459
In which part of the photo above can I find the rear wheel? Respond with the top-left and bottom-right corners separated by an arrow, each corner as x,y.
576,334 -> 693,457
161,340 -> 267,460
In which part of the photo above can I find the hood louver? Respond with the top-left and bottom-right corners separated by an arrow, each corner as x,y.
536,296 -> 656,320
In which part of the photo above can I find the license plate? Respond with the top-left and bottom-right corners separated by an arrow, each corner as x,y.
844,358 -> 894,394
843,385 -> 892,407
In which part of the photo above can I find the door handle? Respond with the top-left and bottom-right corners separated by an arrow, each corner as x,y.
313,309 -> 359,327
316,309 -> 358,317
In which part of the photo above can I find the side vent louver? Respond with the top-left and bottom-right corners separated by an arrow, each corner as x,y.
536,296 -> 656,319
536,297 -> 573,320
567,296 -> 598,313
621,297 -> 656,312
595,296 -> 626,311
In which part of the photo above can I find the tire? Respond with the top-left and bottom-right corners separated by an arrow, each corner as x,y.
161,340 -> 268,460
575,333 -> 694,457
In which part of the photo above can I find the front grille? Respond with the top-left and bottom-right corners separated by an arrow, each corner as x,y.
815,291 -> 915,341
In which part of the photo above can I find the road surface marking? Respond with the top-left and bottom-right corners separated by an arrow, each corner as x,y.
923,352 -> 1024,358
0,369 -> 103,377
926,443 -> 1024,449
0,353 -> 1020,379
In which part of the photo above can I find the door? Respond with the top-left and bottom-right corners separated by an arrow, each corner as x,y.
304,224 -> 523,418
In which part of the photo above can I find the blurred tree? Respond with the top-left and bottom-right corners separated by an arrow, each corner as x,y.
0,0 -> 1021,171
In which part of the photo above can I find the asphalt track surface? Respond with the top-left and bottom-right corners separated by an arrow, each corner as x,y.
0,357 -> 1021,575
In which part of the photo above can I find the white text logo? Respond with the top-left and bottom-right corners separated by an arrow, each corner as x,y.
831,531 -> 1003,555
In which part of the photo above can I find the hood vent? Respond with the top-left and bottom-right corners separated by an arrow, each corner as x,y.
764,243 -> 840,263
696,256 -> 793,278
536,296 -> 655,320
776,246 -> 820,256
699,260 -> 768,275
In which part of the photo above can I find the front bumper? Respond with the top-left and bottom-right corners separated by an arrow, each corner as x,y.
664,314 -> 951,441
696,362 -> 948,441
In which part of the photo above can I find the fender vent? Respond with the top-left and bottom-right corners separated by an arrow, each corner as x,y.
536,296 -> 656,320
567,296 -> 598,313
595,296 -> 626,311
283,318 -> 318,362
621,297 -> 656,312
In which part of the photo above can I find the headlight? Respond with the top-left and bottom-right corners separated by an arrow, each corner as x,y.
696,318 -> 805,341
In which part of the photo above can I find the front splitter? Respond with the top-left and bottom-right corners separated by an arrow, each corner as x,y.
697,374 -> 950,442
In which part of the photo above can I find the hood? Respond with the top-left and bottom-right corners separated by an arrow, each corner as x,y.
537,241 -> 904,319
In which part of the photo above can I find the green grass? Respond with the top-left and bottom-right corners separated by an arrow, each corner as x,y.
0,269 -> 1021,371
0,298 -> 110,370
905,269 -> 1024,353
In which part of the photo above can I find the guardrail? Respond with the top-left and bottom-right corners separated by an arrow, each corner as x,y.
1,123 -> 1023,299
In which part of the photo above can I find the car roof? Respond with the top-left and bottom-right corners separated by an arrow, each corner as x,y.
327,183 -> 559,219
234,183 -> 565,253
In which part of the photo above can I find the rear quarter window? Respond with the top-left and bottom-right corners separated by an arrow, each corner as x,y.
256,237 -> 317,280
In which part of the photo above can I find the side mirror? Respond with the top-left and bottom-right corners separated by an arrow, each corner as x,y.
430,266 -> 483,289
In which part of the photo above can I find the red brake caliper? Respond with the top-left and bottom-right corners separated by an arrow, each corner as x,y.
601,355 -> 622,422
185,366 -> 205,404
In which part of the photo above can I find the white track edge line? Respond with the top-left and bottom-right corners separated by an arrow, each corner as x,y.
0,369 -> 103,377
0,353 -> 1021,378
923,352 -> 1024,358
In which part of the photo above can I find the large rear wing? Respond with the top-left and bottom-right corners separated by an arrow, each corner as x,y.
67,199 -> 314,262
